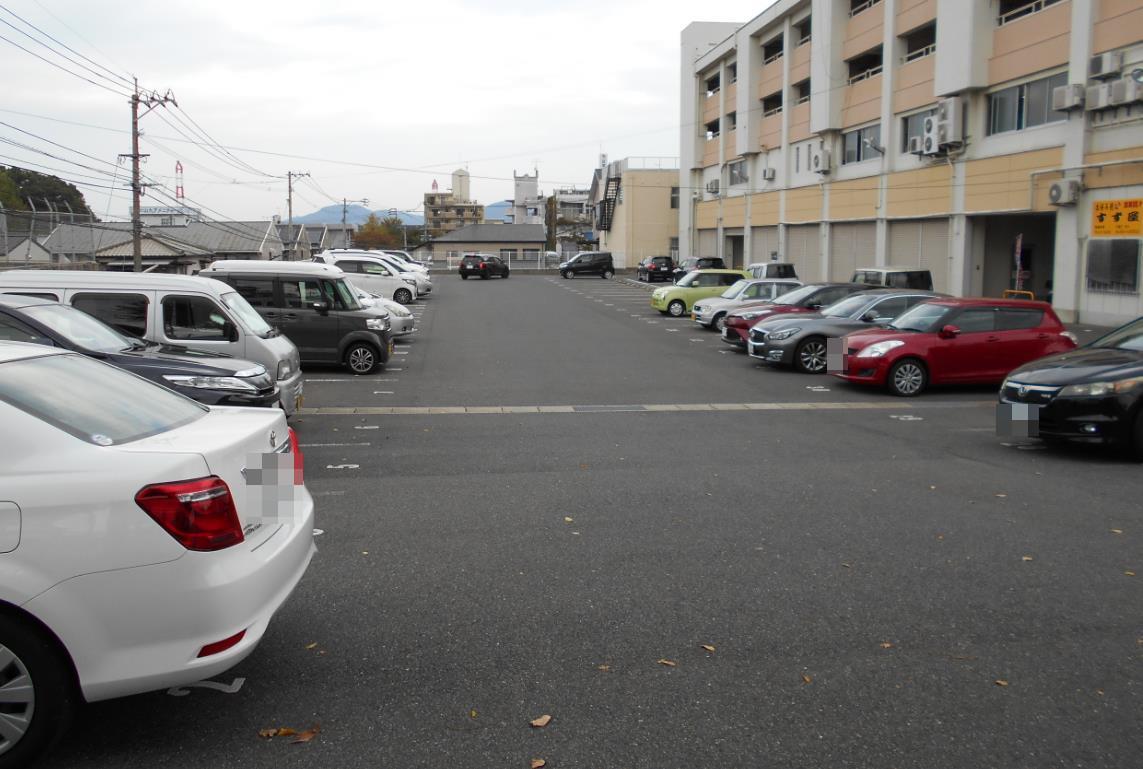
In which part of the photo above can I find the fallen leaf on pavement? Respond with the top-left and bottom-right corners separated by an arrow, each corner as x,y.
1110,529 -> 1123,534
995,493 -> 1008,498
801,674 -> 812,685
531,760 -> 547,769
304,642 -> 318,650
259,726 -> 298,739
700,644 -> 716,653
1126,571 -> 1136,577
994,679 -> 1009,687
530,715 -> 552,728
564,516 -> 574,523
579,463 -> 588,471
1022,555 -> 1034,562
596,664 -> 611,672
258,728 -> 278,739
291,726 -> 320,744
880,642 -> 894,649
469,709 -> 478,719
657,658 -> 677,667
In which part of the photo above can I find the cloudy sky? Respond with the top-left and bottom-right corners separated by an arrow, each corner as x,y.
1,0 -> 769,222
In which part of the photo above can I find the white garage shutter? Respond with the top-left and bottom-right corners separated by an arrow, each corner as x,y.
829,222 -> 876,282
785,224 -> 822,282
697,229 -> 717,257
751,226 -> 779,263
889,219 -> 950,293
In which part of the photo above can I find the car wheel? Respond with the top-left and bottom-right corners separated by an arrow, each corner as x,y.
887,358 -> 927,397
1130,407 -> 1143,462
713,314 -> 727,333
460,274 -> 468,280
794,337 -> 828,374
0,615 -> 76,768
502,269 -> 509,279
667,299 -> 686,318
344,343 -> 381,375
561,271 -> 569,279
394,288 -> 414,304
602,269 -> 614,279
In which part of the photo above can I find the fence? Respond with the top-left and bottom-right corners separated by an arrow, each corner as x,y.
434,252 -> 568,272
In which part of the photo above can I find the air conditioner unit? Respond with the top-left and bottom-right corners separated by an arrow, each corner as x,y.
907,135 -> 924,155
1090,51 -> 1123,80
811,148 -> 831,174
761,168 -> 776,181
705,180 -> 720,194
1051,84 -> 1085,111
1110,77 -> 1142,106
1049,179 -> 1081,206
921,113 -> 941,155
935,97 -> 963,146
1085,83 -> 1113,110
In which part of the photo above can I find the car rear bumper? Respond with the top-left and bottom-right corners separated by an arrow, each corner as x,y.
25,489 -> 316,703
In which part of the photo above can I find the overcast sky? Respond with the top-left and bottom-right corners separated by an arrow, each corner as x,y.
0,0 -> 770,222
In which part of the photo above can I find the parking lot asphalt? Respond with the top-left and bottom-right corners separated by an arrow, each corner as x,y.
44,273 -> 1142,769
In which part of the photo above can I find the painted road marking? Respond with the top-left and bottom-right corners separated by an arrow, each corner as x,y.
299,442 -> 371,447
326,464 -> 360,469
373,391 -> 394,394
299,401 -> 991,416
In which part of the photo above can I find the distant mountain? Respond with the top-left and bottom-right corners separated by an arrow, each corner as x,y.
291,205 -> 424,226
483,200 -> 512,223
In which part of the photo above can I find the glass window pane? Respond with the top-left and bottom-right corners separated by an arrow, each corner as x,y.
989,87 -> 1018,134
162,296 -> 235,341
1025,78 -> 1048,128
844,131 -> 860,164
283,279 -> 322,309
71,293 -> 148,338
954,308 -> 996,333
228,276 -> 276,308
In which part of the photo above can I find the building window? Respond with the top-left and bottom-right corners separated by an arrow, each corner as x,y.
987,72 -> 1068,135
901,23 -> 936,64
670,187 -> 680,209
762,35 -> 783,64
850,0 -> 881,16
704,119 -> 720,140
901,108 -> 936,152
728,160 -> 749,186
160,216 -> 173,226
726,111 -> 737,130
1087,239 -> 1140,294
998,0 -> 1063,26
762,92 -> 783,117
795,17 -> 811,45
842,124 -> 881,164
727,62 -> 737,84
704,73 -> 720,97
847,47 -> 883,83
794,79 -> 811,105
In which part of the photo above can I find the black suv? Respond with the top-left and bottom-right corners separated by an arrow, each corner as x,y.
459,253 -> 510,280
636,256 -> 676,282
673,256 -> 725,282
559,251 -> 614,279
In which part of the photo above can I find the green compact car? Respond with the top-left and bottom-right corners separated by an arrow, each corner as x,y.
650,269 -> 751,317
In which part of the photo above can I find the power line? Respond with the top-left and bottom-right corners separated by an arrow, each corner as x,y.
0,3 -> 134,87
0,8 -> 133,93
0,29 -> 130,97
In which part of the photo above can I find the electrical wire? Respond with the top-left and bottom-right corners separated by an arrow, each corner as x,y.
0,9 -> 134,93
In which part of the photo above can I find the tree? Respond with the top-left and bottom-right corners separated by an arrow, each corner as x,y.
0,166 -> 94,217
351,213 -> 407,249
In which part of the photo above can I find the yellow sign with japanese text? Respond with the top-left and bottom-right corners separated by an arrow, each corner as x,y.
1092,199 -> 1142,237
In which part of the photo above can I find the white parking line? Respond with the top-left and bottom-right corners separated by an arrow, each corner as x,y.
373,391 -> 394,394
299,442 -> 372,447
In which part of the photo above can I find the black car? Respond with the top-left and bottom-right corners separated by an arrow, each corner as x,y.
999,316 -> 1143,460
459,253 -> 510,280
748,289 -> 944,373
559,251 -> 614,279
0,294 -> 279,408
636,256 -> 676,282
673,256 -> 725,282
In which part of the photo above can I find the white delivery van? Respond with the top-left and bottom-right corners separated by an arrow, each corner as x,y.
0,270 -> 305,415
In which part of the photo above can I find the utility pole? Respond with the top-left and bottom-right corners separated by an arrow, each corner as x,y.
286,171 -> 309,229
122,77 -> 176,272
341,197 -> 368,248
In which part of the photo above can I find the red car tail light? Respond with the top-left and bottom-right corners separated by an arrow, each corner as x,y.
197,629 -> 246,658
479,261 -> 487,269
135,476 -> 245,551
289,427 -> 304,485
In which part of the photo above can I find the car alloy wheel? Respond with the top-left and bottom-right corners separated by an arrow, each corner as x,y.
0,641 -> 35,760
667,299 -> 686,317
795,338 -> 827,374
394,288 -> 414,304
888,359 -> 927,397
345,343 -> 380,375
713,314 -> 727,333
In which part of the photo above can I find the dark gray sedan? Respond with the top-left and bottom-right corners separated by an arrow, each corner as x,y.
748,289 -> 944,373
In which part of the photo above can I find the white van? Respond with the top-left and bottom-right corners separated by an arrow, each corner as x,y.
0,270 -> 304,415
316,250 -> 432,296
312,252 -> 419,304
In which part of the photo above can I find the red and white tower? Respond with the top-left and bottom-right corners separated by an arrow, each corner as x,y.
175,161 -> 184,200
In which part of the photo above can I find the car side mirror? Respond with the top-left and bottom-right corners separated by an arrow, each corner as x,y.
938,324 -> 960,339
311,300 -> 330,315
808,302 -> 822,310
862,310 -> 879,323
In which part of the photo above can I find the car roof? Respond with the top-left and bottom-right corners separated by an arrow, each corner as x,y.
928,297 -> 1055,309
853,266 -> 931,273
692,269 -> 748,275
0,269 -> 236,292
202,260 -> 345,276
0,340 -> 69,363
853,288 -> 944,297
746,278 -> 802,284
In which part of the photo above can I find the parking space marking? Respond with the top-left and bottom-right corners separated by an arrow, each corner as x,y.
689,338 -> 705,342
299,442 -> 372,447
300,400 -> 991,416
373,391 -> 394,394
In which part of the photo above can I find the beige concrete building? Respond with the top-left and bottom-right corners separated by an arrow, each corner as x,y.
590,157 -> 681,269
412,223 -> 546,266
681,0 -> 1143,325
424,169 -> 484,235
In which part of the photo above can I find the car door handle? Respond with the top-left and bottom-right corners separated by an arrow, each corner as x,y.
986,335 -> 1000,342
1036,333 -> 1050,339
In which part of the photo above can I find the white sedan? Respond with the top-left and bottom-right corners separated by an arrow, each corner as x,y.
0,342 -> 315,765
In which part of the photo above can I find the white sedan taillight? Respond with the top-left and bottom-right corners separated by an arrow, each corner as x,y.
135,476 -> 245,551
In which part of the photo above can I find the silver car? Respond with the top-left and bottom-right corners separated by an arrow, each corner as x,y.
692,278 -> 802,332
350,286 -> 415,337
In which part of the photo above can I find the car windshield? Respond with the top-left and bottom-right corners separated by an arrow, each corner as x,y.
822,294 -> 875,318
23,303 -> 134,353
330,278 -> 362,310
889,302 -> 952,332
772,284 -> 822,306
0,353 -> 206,445
721,280 -> 749,299
220,292 -> 275,337
1090,318 -> 1143,351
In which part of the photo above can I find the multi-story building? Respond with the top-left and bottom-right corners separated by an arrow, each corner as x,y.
591,157 -> 681,268
550,186 -> 593,256
680,0 -> 1143,325
508,170 -> 546,225
423,169 -> 484,235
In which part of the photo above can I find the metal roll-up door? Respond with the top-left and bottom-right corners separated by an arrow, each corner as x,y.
889,219 -> 950,293
785,224 -> 821,282
751,226 -> 779,262
829,222 -> 876,282
697,229 -> 717,257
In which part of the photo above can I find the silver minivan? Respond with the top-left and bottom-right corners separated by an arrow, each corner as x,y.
0,270 -> 305,415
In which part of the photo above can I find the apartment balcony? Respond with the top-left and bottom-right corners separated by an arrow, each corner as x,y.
702,91 -> 720,124
1093,0 -> 1141,56
989,0 -> 1070,85
843,1 -> 885,61
723,129 -> 739,162
757,57 -> 785,102
893,51 -> 935,114
788,38 -> 811,85
842,72 -> 882,128
787,101 -> 811,143
896,0 -> 936,35
702,138 -> 720,168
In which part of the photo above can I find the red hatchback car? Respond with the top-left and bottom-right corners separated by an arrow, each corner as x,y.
833,298 -> 1077,396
